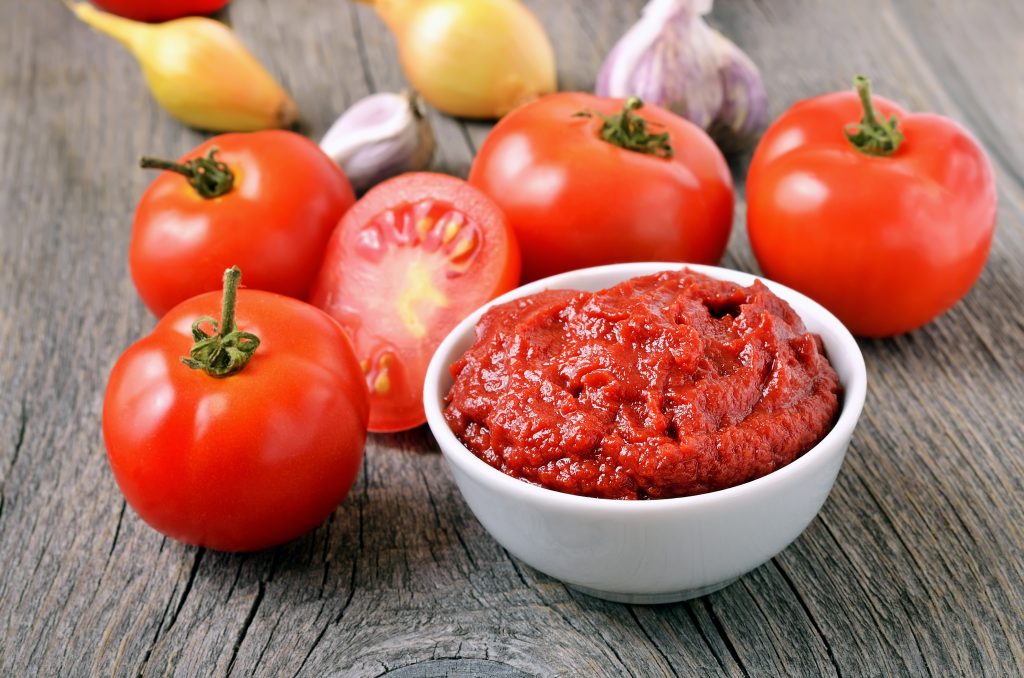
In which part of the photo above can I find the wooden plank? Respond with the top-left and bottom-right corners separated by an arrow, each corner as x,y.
0,1 -> 201,675
890,0 -> 1024,192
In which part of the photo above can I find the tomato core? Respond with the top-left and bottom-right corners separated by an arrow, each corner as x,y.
311,171 -> 520,432
348,199 -> 483,398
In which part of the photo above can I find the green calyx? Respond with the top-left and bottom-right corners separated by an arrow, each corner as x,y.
576,96 -> 674,158
844,75 -> 904,157
180,266 -> 260,378
140,147 -> 235,199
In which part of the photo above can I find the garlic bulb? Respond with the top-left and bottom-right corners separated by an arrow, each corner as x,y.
596,0 -> 767,151
320,92 -> 436,193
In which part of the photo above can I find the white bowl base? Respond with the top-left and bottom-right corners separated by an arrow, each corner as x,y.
567,577 -> 738,604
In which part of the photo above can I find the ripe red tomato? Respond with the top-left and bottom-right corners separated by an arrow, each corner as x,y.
746,77 -> 997,337
310,173 -> 520,432
91,0 -> 230,22
469,93 -> 734,281
104,268 -> 369,551
131,130 -> 355,317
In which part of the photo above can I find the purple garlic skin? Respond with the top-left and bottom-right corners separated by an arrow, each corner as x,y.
597,0 -> 768,151
320,91 -> 436,193
707,32 -> 769,152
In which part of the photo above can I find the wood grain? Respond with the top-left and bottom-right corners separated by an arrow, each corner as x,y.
1,0 -> 1021,676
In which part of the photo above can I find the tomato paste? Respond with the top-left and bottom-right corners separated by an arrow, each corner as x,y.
444,270 -> 842,499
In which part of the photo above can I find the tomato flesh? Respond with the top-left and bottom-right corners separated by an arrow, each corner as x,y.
348,201 -> 484,425
311,173 -> 520,432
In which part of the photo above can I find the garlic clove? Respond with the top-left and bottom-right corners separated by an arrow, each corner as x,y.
708,32 -> 769,152
320,92 -> 436,193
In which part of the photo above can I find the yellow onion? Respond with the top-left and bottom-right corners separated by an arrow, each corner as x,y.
356,0 -> 556,119
66,2 -> 298,131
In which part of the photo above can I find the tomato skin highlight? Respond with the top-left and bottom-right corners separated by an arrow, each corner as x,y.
469,92 -> 734,282
310,172 -> 520,432
91,0 -> 230,22
746,90 -> 997,337
103,289 -> 369,552
130,131 -> 355,317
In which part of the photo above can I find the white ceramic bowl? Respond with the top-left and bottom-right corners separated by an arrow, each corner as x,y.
423,263 -> 866,604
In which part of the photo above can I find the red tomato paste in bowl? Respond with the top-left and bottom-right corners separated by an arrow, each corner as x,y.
443,270 -> 842,499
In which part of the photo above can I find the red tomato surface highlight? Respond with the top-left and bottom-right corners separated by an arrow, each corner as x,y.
746,77 -> 997,337
131,131 -> 355,317
103,274 -> 369,552
469,93 -> 734,281
91,0 -> 230,22
310,172 -> 520,432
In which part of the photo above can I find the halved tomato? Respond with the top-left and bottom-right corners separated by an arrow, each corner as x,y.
310,173 -> 521,432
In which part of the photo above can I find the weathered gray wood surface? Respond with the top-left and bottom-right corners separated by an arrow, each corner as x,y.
1,0 -> 1022,675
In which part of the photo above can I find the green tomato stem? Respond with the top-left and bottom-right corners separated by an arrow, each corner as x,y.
140,148 -> 235,199
576,97 -> 674,159
180,267 -> 260,378
844,75 -> 904,157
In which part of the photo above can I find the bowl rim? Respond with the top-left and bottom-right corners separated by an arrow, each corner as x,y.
423,262 -> 867,513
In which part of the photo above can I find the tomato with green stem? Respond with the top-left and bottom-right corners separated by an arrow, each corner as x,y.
131,131 -> 355,317
103,267 -> 369,552
469,93 -> 734,282
310,172 -> 520,432
746,76 -> 997,337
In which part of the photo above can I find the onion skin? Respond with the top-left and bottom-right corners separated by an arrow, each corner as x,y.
358,0 -> 557,119
67,2 -> 297,132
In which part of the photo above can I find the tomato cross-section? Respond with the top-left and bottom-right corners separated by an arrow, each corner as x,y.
310,173 -> 521,432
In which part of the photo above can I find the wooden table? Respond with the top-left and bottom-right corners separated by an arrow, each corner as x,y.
2,1 -> 1022,675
